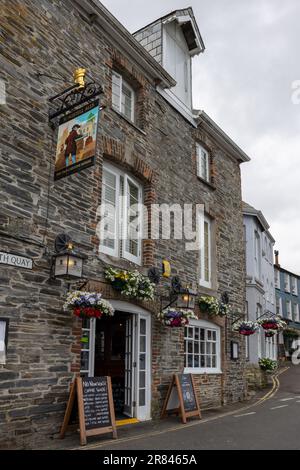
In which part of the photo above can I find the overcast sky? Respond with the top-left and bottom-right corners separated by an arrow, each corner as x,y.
102,0 -> 300,273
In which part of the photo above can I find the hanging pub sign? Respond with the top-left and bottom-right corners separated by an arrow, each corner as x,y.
49,68 -> 103,181
161,374 -> 201,424
54,100 -> 100,180
60,376 -> 117,446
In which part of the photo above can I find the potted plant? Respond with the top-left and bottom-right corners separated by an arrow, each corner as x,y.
157,308 -> 198,327
64,291 -> 115,319
258,358 -> 278,372
233,320 -> 259,336
198,295 -> 229,317
105,267 -> 155,301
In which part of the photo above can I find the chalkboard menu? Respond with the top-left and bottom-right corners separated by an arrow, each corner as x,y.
178,374 -> 197,412
161,373 -> 201,424
60,376 -> 117,446
82,377 -> 111,430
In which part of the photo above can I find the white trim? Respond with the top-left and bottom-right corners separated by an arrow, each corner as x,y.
112,70 -> 135,123
184,318 -> 221,375
109,300 -> 150,316
196,143 -> 210,182
99,162 -> 142,265
198,212 -> 212,288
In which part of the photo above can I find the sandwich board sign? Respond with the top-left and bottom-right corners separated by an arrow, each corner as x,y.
161,374 -> 201,424
60,376 -> 117,445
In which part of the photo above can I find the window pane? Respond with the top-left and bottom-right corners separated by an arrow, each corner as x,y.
139,388 -> 146,406
121,81 -> 133,121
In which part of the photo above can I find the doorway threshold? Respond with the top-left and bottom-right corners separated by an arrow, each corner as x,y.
116,418 -> 139,427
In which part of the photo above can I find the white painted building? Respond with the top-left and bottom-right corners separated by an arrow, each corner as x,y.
243,202 -> 277,363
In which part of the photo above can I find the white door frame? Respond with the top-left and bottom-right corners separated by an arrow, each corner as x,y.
85,301 -> 152,421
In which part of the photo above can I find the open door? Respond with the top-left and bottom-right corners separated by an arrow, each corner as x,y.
124,315 -> 135,417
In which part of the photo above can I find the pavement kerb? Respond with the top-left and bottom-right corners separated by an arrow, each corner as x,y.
72,366 -> 290,450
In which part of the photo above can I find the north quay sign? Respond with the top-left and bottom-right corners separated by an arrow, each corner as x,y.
0,252 -> 33,270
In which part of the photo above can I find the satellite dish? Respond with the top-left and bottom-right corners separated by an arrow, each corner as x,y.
55,233 -> 72,253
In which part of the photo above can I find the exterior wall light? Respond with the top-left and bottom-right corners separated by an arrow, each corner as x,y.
51,234 -> 86,280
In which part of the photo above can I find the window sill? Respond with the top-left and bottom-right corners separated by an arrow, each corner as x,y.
197,176 -> 216,191
110,107 -> 146,135
184,368 -> 223,375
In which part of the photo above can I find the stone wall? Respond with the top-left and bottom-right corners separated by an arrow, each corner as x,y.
0,0 -> 247,448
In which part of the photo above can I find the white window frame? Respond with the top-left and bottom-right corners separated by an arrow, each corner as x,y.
196,143 -> 210,182
99,162 -> 143,265
254,231 -> 261,280
284,273 -> 290,292
291,277 -> 298,296
274,269 -> 280,289
184,319 -> 221,374
292,303 -> 299,322
198,212 -> 212,288
286,300 -> 292,319
112,70 -> 135,122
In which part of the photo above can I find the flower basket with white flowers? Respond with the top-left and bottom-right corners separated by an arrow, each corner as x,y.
258,316 -> 286,331
198,295 -> 230,317
105,267 -> 155,301
64,291 -> 114,319
233,320 -> 259,336
157,308 -> 198,327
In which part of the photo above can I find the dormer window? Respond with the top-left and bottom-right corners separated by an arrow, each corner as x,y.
163,21 -> 192,109
196,143 -> 210,182
112,71 -> 135,122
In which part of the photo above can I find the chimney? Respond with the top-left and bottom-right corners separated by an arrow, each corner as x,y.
274,250 -> 280,266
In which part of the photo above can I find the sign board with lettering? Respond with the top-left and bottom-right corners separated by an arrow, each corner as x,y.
60,376 -> 117,445
0,252 -> 33,270
161,374 -> 201,424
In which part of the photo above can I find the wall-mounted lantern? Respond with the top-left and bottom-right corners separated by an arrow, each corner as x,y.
0,318 -> 9,365
51,234 -> 86,281
160,275 -> 197,311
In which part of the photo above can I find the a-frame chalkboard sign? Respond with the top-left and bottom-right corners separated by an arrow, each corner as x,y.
60,376 -> 117,445
161,374 -> 201,424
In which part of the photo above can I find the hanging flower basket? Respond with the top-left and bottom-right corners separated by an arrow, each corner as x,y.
64,291 -> 115,319
233,320 -> 259,336
157,308 -> 198,327
105,267 -> 155,301
258,316 -> 286,331
265,329 -> 277,338
198,295 -> 230,317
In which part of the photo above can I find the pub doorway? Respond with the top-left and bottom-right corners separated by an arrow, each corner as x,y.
80,305 -> 151,422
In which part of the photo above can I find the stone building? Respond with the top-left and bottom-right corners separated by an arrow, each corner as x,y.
0,0 -> 249,449
243,202 -> 277,364
274,252 -> 300,358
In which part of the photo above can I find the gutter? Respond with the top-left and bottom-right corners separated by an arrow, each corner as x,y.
74,0 -> 176,89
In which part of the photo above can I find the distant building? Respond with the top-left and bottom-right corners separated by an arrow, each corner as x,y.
274,252 -> 300,357
243,202 -> 278,363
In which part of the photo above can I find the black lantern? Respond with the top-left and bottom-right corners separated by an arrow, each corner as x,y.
51,234 -> 86,280
176,286 -> 197,309
161,276 -> 197,311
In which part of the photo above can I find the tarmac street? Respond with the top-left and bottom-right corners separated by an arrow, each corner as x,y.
78,365 -> 300,451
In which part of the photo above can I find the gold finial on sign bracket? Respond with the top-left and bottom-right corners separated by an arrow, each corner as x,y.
74,68 -> 86,89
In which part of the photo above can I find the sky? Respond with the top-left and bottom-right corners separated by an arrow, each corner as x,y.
102,0 -> 300,273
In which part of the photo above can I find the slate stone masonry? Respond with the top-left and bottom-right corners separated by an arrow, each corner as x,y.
0,0 -> 247,448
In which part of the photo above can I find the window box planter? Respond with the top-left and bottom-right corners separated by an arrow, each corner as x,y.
64,291 -> 114,319
198,295 -> 230,317
104,267 -> 155,301
157,308 -> 198,327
